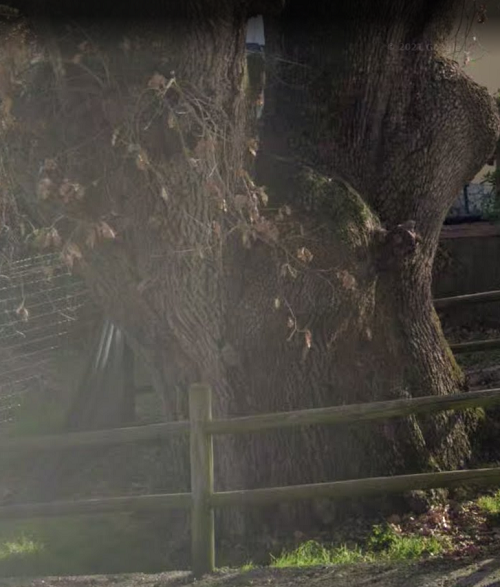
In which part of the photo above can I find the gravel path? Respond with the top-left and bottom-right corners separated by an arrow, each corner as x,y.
2,557 -> 500,587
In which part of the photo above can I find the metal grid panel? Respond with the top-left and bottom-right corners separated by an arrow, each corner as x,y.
0,253 -> 98,424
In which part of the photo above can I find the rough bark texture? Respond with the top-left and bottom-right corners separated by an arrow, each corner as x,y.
230,0 -> 500,530
0,0 -> 499,537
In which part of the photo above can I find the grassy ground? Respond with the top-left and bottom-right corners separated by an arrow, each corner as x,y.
267,490 -> 500,568
0,489 -> 500,577
1,555 -> 500,587
0,514 -> 183,577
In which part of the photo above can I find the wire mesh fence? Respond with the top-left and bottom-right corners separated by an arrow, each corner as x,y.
447,183 -> 495,220
0,253 -> 98,425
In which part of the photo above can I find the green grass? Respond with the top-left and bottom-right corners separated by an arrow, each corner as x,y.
270,541 -> 364,568
0,536 -> 43,559
0,514 -> 181,577
381,534 -> 444,560
0,535 -> 46,577
367,524 -> 445,560
477,490 -> 500,515
270,525 -> 447,569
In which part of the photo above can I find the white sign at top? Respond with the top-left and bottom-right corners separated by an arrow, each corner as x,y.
246,15 -> 265,48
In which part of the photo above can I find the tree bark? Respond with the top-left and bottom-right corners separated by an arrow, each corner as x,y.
1,0 -> 499,536
229,0 -> 499,529
228,0 -> 500,530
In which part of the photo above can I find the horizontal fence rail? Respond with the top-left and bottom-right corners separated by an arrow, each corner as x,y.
434,290 -> 500,309
1,388 -> 499,454
4,466 -> 500,519
0,492 -> 191,520
432,289 -> 500,355
211,467 -> 500,507
206,388 -> 500,435
449,339 -> 500,354
0,419 -> 190,454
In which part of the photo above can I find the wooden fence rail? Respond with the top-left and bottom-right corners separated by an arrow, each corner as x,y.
450,339 -> 500,354
4,385 -> 500,576
210,467 -> 500,507
2,387 -> 500,456
0,419 -> 190,454
206,387 -> 500,435
434,289 -> 500,309
433,289 -> 500,354
0,492 -> 191,519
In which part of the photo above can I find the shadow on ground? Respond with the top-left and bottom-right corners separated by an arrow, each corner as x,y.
1,556 -> 500,587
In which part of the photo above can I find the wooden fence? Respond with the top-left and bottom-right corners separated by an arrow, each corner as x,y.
3,386 -> 500,576
2,289 -> 500,577
435,289 -> 500,354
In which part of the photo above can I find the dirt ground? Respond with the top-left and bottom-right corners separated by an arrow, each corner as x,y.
2,557 -> 500,587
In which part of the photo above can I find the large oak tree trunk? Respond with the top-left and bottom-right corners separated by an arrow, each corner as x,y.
226,1 -> 500,531
226,0 -> 500,531
1,0 -> 498,537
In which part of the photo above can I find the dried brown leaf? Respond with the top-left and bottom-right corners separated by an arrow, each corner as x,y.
337,270 -> 357,290
167,111 -> 176,128
147,72 -> 167,91
98,221 -> 116,240
258,188 -> 268,206
33,228 -> 57,250
59,180 -> 86,203
297,246 -> 313,263
15,301 -> 29,322
42,158 -> 58,172
62,242 -> 83,268
77,40 -> 93,53
253,218 -> 279,242
247,138 -> 259,157
48,227 -> 62,248
135,151 -> 149,171
37,177 -> 54,200
249,206 -> 260,223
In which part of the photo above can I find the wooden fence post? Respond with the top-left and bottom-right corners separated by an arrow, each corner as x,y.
189,383 -> 215,577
